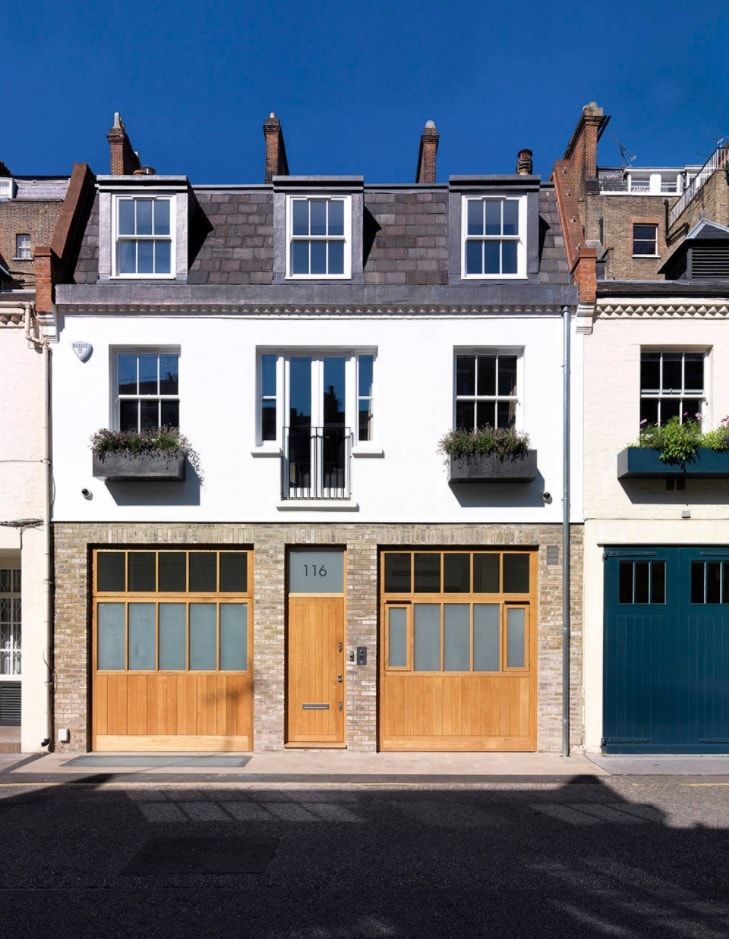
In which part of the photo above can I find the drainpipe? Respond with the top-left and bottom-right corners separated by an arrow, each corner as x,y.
562,304 -> 571,758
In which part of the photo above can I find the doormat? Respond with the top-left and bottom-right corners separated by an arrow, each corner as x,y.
124,835 -> 278,875
64,755 -> 251,768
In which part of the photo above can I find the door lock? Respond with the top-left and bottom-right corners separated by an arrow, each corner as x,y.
337,674 -> 343,683
338,701 -> 343,711
337,641 -> 343,653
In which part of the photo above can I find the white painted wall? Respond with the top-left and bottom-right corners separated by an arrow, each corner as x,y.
52,313 -> 584,525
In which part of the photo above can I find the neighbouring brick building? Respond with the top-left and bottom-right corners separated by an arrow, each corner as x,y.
46,113 -> 580,755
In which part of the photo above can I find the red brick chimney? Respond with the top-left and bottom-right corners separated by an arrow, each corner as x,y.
263,113 -> 289,182
416,121 -> 439,184
516,148 -> 533,175
107,113 -> 141,176
563,102 -> 608,180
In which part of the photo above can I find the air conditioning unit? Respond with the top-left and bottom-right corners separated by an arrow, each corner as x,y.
0,178 -> 16,200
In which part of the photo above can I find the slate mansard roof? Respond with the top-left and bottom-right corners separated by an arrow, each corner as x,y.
71,183 -> 569,290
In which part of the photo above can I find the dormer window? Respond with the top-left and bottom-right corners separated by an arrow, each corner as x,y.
113,196 -> 174,277
286,196 -> 351,279
462,196 -> 526,278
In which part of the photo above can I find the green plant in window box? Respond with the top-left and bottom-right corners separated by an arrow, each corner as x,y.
91,427 -> 203,480
438,426 -> 530,461
636,416 -> 729,463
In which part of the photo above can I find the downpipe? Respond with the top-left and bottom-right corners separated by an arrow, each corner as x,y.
562,304 -> 572,758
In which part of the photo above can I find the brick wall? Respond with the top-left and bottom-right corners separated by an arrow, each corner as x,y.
53,521 -> 583,754
586,194 -> 666,280
0,200 -> 63,288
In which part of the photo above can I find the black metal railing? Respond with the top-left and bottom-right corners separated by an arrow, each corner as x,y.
282,425 -> 352,500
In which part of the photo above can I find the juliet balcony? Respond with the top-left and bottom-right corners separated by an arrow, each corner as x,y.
282,425 -> 353,501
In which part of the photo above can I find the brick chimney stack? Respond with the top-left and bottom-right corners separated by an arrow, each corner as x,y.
516,148 -> 533,175
563,101 -> 608,179
0,160 -> 11,177
263,113 -> 289,182
416,120 -> 439,184
107,113 -> 141,176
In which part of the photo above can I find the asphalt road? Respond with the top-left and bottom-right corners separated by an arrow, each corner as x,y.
1,774 -> 729,937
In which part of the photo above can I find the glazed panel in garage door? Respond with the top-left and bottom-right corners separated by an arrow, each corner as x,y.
92,549 -> 253,751
380,550 -> 536,751
604,547 -> 729,753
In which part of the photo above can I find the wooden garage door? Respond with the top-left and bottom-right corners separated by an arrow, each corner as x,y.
380,550 -> 537,751
92,548 -> 253,752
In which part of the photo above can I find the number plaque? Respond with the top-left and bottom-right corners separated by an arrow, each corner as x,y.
288,549 -> 344,593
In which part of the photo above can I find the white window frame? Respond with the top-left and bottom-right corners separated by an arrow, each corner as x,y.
111,194 -> 176,279
14,233 -> 31,260
453,349 -> 524,431
639,349 -> 707,428
285,195 -> 352,280
112,347 -> 181,432
461,195 -> 527,280
0,566 -> 21,678
632,223 -> 659,258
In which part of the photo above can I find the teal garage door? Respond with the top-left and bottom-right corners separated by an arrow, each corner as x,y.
604,547 -> 729,753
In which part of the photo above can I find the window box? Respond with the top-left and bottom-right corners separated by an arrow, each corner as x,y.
617,447 -> 729,479
92,449 -> 186,481
449,450 -> 538,483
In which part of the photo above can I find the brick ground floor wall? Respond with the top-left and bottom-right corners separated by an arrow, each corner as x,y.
52,522 -> 583,753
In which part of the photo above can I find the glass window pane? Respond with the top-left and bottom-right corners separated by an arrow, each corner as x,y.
189,553 -> 217,592
310,241 -> 327,275
118,200 -> 135,235
328,240 -> 344,275
220,604 -> 247,670
159,354 -> 179,395
684,354 -> 704,391
328,200 -> 344,236
684,399 -> 702,423
496,400 -> 516,428
155,240 -> 171,274
136,199 -> 153,235
707,562 -> 721,604
633,224 -> 655,241
477,356 -> 496,396
190,603 -> 217,670
388,607 -> 407,667
640,399 -> 658,426
129,603 -> 155,670
498,356 -> 517,397
414,604 -> 440,670
466,240 -> 482,275
723,564 -> 729,606
159,603 -> 186,670
118,240 -> 136,274
455,400 -> 474,431
292,200 -> 309,236
119,399 -> 139,432
262,400 -> 277,440
640,354 -> 660,392
619,562 -> 633,603
662,354 -> 682,392
691,562 -> 705,604
98,552 -> 125,592
474,554 -> 499,593
140,399 -> 159,430
159,552 -> 186,592
484,241 -> 500,274
292,240 -> 309,274
384,553 -> 411,593
137,240 -> 154,274
474,604 -> 500,670
262,354 -> 277,397
456,356 -> 475,396
288,550 -> 344,593
506,608 -> 526,668
476,400 -> 496,429
160,400 -> 179,428
118,354 -> 138,395
444,554 -> 470,593
503,554 -> 529,593
358,355 -> 373,398
414,553 -> 440,592
138,354 -> 158,395
503,200 -> 519,236
359,402 -> 372,441
128,552 -> 156,592
651,562 -> 666,604
444,604 -> 470,671
502,241 -> 517,274
634,561 -> 650,604
154,199 -> 170,236
310,200 -> 327,236
661,398 -> 680,424
98,603 -> 125,669
467,199 -> 483,236
485,200 -> 501,236
220,553 -> 247,592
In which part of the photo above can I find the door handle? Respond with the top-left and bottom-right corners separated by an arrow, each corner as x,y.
338,701 -> 343,712
337,641 -> 343,653
337,674 -> 343,683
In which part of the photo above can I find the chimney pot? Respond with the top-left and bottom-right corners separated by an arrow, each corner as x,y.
133,166 -> 156,176
516,148 -> 533,175
107,113 -> 141,175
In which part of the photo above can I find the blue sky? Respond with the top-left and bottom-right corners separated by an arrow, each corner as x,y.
2,1 -> 728,182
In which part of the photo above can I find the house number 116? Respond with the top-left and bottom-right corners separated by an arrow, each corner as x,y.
304,564 -> 328,577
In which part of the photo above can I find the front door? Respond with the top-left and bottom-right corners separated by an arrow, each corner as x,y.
286,548 -> 345,745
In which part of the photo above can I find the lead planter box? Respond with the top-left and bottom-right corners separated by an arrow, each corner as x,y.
617,447 -> 729,479
92,449 -> 186,481
449,450 -> 537,483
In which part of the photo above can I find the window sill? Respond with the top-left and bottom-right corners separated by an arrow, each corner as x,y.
352,445 -> 384,458
276,499 -> 359,511
250,446 -> 282,458
632,254 -> 660,259
460,274 -> 527,281
13,257 -> 32,262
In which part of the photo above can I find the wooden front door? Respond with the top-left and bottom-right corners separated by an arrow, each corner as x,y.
379,550 -> 537,751
92,548 -> 253,752
286,548 -> 345,746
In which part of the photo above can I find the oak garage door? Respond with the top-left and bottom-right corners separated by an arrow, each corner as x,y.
92,548 -> 253,752
380,549 -> 537,751
604,547 -> 729,753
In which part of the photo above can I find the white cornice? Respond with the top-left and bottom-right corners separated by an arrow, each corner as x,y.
597,299 -> 729,318
54,303 -> 567,318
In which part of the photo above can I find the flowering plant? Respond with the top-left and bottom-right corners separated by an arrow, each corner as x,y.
636,416 -> 729,463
